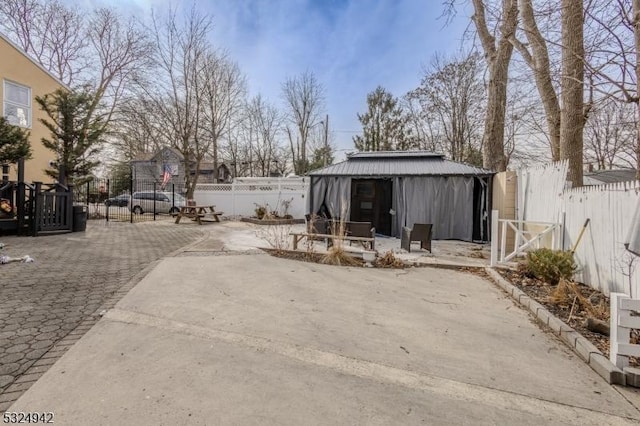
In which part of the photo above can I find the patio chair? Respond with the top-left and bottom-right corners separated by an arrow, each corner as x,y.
401,223 -> 432,253
344,221 -> 375,239
346,221 -> 375,250
305,214 -> 330,235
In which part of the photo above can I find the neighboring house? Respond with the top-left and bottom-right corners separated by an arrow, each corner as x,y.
0,32 -> 69,183
131,147 -> 232,191
584,168 -> 638,186
308,151 -> 494,241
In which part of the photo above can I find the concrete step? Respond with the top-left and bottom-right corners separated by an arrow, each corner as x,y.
624,366 -> 640,387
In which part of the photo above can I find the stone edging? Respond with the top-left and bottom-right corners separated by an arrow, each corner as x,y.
484,267 -> 626,386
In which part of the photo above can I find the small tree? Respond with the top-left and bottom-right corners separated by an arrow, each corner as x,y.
353,86 -> 412,151
36,88 -> 106,185
0,116 -> 31,164
108,161 -> 132,195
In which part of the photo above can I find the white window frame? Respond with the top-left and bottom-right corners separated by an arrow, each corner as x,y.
3,79 -> 32,128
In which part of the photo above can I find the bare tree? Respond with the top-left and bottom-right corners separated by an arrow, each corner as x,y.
584,99 -> 636,169
470,0 -> 519,171
111,96 -> 165,161
407,51 -> 485,164
244,95 -> 283,177
281,71 -> 324,175
0,0 -> 88,85
401,96 -> 442,153
144,7 -> 211,198
509,0 -> 561,161
86,8 -> 152,130
199,50 -> 246,182
631,0 -> 640,176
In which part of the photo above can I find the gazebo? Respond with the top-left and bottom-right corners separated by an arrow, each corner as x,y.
307,151 -> 494,242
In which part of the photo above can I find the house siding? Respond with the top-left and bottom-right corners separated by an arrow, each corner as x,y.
0,35 -> 67,183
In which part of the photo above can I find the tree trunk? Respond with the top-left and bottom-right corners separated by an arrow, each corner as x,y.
483,55 -> 510,172
560,0 -> 585,187
212,137 -> 218,183
517,0 -> 561,161
471,0 -> 518,172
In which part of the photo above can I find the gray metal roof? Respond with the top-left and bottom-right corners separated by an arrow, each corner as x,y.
584,168 -> 637,185
348,151 -> 445,159
309,151 -> 493,177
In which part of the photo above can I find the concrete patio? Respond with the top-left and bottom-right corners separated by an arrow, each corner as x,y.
8,223 -> 640,424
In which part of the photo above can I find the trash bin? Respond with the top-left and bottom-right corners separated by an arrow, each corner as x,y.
72,204 -> 88,232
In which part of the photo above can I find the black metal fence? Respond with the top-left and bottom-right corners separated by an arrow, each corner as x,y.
74,178 -> 186,223
33,182 -> 73,235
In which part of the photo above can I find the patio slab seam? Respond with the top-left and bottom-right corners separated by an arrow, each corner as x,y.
484,267 -> 626,386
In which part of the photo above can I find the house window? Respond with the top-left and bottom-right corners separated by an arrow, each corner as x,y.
3,80 -> 31,128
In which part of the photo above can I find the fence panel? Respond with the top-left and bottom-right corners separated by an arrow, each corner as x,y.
194,178 -> 308,218
515,161 -> 640,297
563,181 -> 640,296
517,160 -> 568,223
75,178 -> 185,223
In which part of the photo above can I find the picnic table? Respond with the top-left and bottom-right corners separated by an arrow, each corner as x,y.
174,205 -> 223,225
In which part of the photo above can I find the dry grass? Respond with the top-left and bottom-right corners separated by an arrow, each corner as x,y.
549,279 -> 608,320
321,246 -> 363,267
374,251 -> 406,268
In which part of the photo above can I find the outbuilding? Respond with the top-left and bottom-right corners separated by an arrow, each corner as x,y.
307,151 -> 494,242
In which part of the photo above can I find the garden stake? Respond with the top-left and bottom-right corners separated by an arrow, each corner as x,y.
570,218 -> 590,255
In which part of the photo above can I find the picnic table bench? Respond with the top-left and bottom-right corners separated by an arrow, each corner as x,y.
175,205 -> 224,225
290,232 -> 375,251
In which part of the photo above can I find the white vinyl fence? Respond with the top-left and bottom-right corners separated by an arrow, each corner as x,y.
193,178 -> 308,218
514,161 -> 640,297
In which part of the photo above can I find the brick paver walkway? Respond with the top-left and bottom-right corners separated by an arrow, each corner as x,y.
0,220 -> 204,410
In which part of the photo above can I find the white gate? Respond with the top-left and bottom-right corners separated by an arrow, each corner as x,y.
490,210 -> 561,266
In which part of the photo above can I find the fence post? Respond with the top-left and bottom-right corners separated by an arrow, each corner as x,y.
16,158 -> 26,235
610,292 -> 631,369
33,182 -> 42,236
490,210 -> 498,266
232,182 -> 236,216
153,181 -> 156,220
106,179 -> 110,222
66,184 -> 73,228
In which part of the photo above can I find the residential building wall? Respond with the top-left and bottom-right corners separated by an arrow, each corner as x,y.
0,35 -> 67,183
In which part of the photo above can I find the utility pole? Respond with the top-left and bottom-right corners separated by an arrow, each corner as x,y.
323,114 -> 329,167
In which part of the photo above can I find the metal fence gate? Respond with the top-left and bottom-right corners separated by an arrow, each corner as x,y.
33,182 -> 73,235
75,178 -> 186,223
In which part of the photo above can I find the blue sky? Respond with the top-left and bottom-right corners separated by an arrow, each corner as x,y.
69,0 -> 472,156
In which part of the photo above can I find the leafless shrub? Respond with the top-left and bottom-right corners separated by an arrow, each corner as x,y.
255,223 -> 292,253
374,251 -> 406,269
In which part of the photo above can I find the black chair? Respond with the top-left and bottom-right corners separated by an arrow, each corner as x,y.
401,223 -> 432,253
305,214 -> 330,235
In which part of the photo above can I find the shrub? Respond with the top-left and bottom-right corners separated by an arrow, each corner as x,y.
525,248 -> 576,285
254,204 -> 267,219
321,246 -> 363,267
374,251 -> 405,268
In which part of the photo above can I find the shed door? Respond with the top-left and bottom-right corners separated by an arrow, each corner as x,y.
350,179 -> 392,236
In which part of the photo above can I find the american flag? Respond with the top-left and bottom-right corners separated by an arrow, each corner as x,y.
161,164 -> 172,188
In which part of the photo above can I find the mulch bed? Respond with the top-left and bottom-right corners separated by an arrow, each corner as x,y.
241,217 -> 305,225
261,248 -> 420,269
496,267 -> 640,366
261,248 -> 365,267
